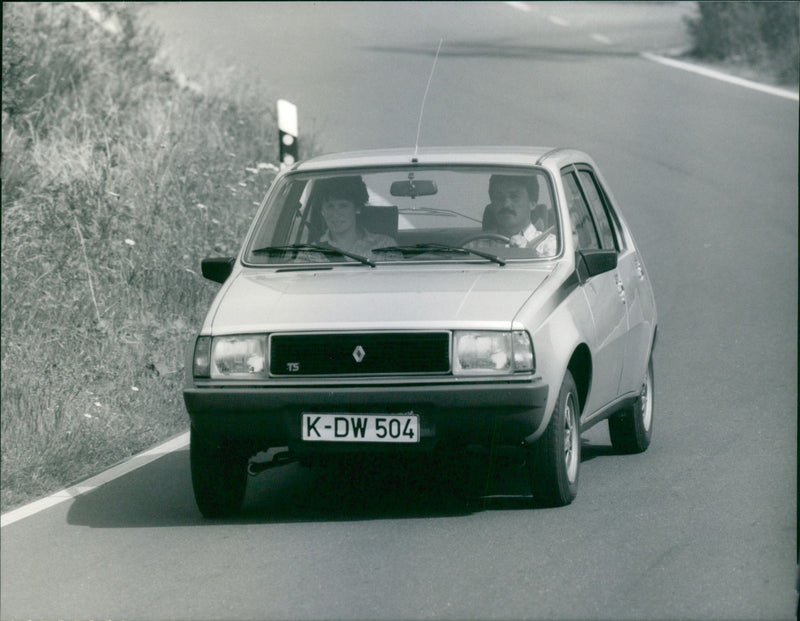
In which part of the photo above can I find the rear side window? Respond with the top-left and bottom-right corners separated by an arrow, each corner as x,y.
562,172 -> 600,250
578,170 -> 617,250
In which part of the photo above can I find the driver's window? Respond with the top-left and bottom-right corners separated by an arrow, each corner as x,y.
562,172 -> 600,250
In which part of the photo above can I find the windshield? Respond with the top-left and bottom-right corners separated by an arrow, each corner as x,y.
244,166 -> 560,265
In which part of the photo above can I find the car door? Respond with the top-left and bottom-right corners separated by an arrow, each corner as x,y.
562,167 -> 628,416
577,167 -> 654,397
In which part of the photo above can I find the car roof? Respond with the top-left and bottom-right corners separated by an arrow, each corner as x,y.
291,146 -> 591,172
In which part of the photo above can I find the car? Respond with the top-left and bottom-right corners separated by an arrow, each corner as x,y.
183,146 -> 657,517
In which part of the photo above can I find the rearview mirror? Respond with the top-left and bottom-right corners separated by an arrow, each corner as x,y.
201,257 -> 235,283
390,179 -> 437,198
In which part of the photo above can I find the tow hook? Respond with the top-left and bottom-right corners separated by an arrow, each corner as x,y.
247,450 -> 296,476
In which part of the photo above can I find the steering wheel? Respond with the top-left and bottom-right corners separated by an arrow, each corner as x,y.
459,232 -> 513,246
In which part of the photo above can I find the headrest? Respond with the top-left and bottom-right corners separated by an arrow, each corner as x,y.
359,205 -> 399,239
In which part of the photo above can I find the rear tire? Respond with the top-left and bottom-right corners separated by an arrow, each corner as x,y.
190,427 -> 248,518
609,356 -> 654,454
527,370 -> 581,507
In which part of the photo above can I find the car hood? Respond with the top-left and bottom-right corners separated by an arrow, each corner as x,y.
206,265 -> 555,333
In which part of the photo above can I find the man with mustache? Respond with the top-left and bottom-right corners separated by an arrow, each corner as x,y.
482,174 -> 556,256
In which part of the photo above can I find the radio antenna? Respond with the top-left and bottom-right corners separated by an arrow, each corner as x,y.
414,38 -> 444,159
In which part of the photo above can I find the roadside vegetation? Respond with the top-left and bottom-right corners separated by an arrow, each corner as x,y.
1,3 -> 288,511
684,1 -> 799,86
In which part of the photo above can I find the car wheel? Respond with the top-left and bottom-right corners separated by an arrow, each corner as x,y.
527,370 -> 580,507
609,356 -> 654,454
190,427 -> 248,518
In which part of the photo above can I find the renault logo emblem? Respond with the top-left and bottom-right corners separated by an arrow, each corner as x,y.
352,345 -> 366,362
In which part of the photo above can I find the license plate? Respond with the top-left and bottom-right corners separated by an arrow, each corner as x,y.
302,413 -> 419,443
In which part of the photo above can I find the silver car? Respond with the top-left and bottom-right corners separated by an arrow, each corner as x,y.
184,147 -> 657,517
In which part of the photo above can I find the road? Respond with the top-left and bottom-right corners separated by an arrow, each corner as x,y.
2,2 -> 797,619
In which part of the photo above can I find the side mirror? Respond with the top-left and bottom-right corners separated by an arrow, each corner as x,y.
201,257 -> 235,284
577,249 -> 617,279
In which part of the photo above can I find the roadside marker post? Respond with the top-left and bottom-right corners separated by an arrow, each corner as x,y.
277,99 -> 299,169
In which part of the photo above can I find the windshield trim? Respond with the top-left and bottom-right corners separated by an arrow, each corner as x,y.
241,163 -> 564,268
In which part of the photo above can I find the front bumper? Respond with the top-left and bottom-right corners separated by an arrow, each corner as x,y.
183,379 -> 549,454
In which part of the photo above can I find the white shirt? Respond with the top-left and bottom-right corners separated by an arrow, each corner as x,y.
508,223 -> 557,256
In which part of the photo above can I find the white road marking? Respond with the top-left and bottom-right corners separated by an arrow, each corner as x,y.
642,52 -> 799,101
548,15 -> 570,27
591,33 -> 612,45
1,431 -> 190,528
504,1 -> 534,12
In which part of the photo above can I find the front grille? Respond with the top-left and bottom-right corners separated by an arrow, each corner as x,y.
270,332 -> 450,376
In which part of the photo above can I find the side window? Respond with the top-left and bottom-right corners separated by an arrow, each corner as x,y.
578,170 -> 617,250
562,172 -> 600,250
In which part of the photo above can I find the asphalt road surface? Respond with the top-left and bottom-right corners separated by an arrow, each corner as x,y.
2,2 -> 797,619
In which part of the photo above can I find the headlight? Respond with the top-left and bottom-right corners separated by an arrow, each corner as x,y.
194,335 -> 267,379
452,330 -> 534,375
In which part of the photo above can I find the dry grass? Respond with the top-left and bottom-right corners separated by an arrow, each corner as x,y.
1,2 -> 288,510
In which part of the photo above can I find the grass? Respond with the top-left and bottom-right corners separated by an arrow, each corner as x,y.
0,2 -> 297,511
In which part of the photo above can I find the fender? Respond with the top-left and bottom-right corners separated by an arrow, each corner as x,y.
517,267 -> 594,443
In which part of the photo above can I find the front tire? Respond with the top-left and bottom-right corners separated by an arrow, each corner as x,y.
609,356 -> 654,454
527,370 -> 581,507
190,427 -> 249,518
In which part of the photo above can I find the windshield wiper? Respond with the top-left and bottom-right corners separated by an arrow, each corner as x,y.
250,244 -> 376,267
373,243 -> 505,266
